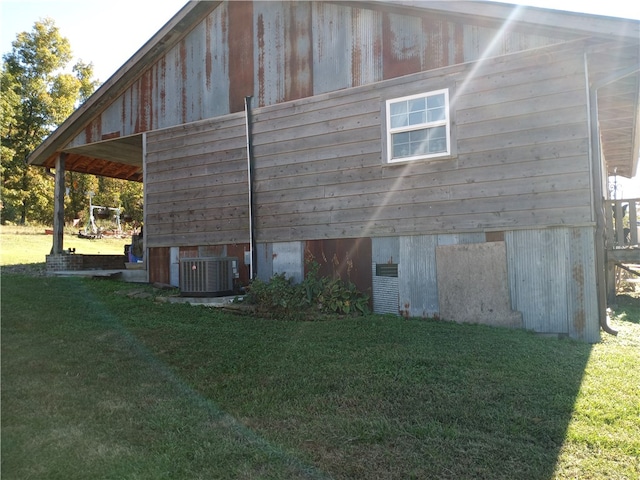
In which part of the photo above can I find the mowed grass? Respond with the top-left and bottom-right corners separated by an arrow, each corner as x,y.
1,228 -> 639,479
0,224 -> 129,266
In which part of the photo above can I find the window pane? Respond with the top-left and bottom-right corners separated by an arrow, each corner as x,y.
409,129 -> 427,142
390,114 -> 408,128
427,94 -> 445,108
393,142 -> 411,158
427,126 -> 446,153
408,98 -> 425,112
427,107 -> 445,122
408,111 -> 425,125
394,131 -> 410,144
390,101 -> 407,116
392,132 -> 411,158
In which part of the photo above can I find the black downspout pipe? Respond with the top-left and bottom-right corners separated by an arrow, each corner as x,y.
245,96 -> 257,280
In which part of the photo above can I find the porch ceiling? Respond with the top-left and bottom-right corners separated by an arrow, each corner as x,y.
590,42 -> 640,179
41,135 -> 143,182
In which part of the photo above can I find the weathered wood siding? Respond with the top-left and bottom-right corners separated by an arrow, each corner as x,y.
145,43 -> 592,248
145,113 -> 248,248
251,44 -> 591,242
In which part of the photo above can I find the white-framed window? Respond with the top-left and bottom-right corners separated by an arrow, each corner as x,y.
385,89 -> 450,163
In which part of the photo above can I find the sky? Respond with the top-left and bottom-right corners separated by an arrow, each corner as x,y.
1,0 -> 639,190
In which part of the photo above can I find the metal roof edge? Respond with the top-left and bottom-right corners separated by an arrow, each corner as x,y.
28,0 -> 220,167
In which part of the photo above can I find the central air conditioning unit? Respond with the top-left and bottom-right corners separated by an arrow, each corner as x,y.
179,257 -> 237,296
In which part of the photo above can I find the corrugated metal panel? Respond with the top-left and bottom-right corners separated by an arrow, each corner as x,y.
351,7 -> 383,87
254,2 -> 286,107
272,241 -> 304,283
506,227 -> 599,341
506,228 -> 569,333
382,12 -> 423,80
312,2 -> 353,94
399,235 -> 439,317
256,242 -> 273,282
372,236 -> 399,264
283,2 -> 313,101
567,228 -> 600,342
372,237 -> 400,315
372,265 -> 399,315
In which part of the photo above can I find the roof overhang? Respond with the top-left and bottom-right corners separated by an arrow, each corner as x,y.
27,0 -> 220,181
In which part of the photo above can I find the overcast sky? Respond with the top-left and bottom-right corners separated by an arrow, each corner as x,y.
2,0 -> 639,186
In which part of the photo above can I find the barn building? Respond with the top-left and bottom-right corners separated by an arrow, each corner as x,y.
28,1 -> 640,342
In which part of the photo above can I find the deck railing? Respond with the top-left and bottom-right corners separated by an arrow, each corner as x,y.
606,198 -> 639,248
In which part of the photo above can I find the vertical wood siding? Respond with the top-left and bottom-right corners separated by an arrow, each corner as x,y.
69,1 -> 566,147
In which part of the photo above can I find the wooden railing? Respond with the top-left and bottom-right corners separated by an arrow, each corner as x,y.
606,198 -> 639,249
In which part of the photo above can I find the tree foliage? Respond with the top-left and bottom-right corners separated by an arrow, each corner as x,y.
1,18 -> 143,227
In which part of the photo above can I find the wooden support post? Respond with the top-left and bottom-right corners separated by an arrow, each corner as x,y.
52,153 -> 66,255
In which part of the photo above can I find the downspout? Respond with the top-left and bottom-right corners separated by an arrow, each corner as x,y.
245,96 -> 257,280
585,53 -> 617,336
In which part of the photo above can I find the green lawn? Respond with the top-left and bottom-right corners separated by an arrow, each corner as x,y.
1,226 -> 639,478
0,225 -> 129,265
2,270 -> 639,479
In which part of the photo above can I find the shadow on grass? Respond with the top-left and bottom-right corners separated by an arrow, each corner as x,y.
611,293 -> 640,324
2,273 -> 598,479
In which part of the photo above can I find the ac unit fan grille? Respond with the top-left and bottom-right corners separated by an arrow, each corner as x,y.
179,257 -> 236,296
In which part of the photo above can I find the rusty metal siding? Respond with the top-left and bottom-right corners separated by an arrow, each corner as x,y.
382,12 -> 423,80
351,7 -> 383,87
312,2 -> 353,94
228,1 -> 254,113
254,2 -> 286,107
67,1 -> 572,148
305,238 -> 372,297
284,2 -> 313,102
505,227 -> 599,342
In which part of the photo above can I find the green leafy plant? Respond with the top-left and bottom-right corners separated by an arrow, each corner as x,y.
246,261 -> 370,319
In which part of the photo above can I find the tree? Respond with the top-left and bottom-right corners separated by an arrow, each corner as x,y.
1,18 -> 98,224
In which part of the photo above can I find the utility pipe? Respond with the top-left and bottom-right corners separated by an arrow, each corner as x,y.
245,96 -> 257,280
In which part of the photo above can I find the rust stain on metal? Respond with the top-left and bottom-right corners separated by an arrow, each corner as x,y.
572,263 -> 585,335
453,21 -> 465,64
180,38 -> 188,124
382,12 -> 421,80
205,14 -> 213,90
257,13 -> 266,107
135,69 -> 153,133
159,57 -> 167,120
85,115 -> 101,143
285,2 -> 312,101
228,1 -> 254,113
